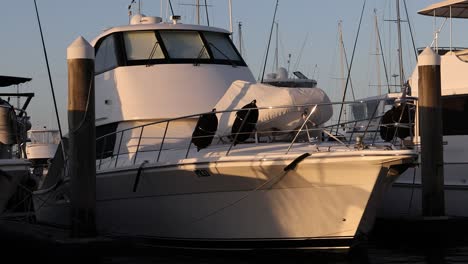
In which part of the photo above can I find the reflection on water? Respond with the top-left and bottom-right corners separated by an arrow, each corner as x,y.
3,220 -> 468,263
5,240 -> 468,264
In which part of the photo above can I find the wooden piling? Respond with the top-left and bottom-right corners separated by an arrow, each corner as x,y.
67,36 -> 96,237
417,47 -> 445,217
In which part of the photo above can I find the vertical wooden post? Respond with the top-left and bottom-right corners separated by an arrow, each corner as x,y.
67,36 -> 96,237
417,47 -> 445,217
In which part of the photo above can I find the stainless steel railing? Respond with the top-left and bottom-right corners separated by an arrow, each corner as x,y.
96,97 -> 418,170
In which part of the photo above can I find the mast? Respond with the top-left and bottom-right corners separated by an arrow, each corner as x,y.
229,0 -> 233,38
338,21 -> 347,122
196,0 -> 200,25
274,22 -> 279,72
396,0 -> 405,91
374,10 -> 382,97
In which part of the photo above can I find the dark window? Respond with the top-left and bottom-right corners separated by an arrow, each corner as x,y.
95,35 -> 119,74
203,32 -> 241,61
96,123 -> 119,159
119,30 -> 246,67
442,95 -> 468,135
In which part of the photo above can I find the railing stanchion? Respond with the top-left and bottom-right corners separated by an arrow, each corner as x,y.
157,121 -> 169,162
115,130 -> 124,168
286,105 -> 317,154
134,126 -> 145,165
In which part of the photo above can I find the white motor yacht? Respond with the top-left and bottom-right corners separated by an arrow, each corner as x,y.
25,128 -> 59,188
33,13 -> 417,250
375,0 -> 468,219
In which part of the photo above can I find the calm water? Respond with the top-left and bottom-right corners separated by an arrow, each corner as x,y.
3,219 -> 468,263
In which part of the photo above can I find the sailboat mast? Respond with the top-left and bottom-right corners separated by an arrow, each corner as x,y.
396,0 -> 405,91
374,10 -> 382,97
338,21 -> 347,122
196,0 -> 200,24
274,22 -> 279,72
229,0 -> 233,38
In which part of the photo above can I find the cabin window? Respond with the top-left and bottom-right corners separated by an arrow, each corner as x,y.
442,95 -> 468,135
203,32 -> 241,61
95,35 -> 119,74
123,31 -> 164,60
29,131 -> 60,144
159,31 -> 209,59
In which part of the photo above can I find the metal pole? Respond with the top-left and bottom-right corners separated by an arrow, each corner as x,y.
229,0 -> 233,38
418,47 -> 445,217
396,0 -> 405,91
196,0 -> 200,25
67,36 -> 96,237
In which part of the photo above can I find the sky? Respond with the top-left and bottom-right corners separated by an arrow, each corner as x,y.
0,0 -> 461,133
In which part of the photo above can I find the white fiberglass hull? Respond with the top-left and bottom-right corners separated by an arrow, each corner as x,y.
0,159 -> 31,213
378,135 -> 468,219
34,144 -> 416,249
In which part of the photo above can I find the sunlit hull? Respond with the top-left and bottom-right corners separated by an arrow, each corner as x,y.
34,144 -> 416,249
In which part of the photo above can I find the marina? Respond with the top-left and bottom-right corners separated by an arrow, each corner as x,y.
1,0 -> 468,262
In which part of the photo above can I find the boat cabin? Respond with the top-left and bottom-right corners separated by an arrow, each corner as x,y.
92,15 -> 256,132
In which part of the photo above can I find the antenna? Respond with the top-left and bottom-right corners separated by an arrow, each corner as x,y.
238,21 -> 243,56
260,0 -> 279,83
273,22 -> 279,73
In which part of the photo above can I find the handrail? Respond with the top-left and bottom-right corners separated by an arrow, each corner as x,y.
95,97 -> 418,169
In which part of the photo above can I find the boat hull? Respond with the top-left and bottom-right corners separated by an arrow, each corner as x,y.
0,159 -> 31,213
378,135 -> 468,219
34,146 -> 415,249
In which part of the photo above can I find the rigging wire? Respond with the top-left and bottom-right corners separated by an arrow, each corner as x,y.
403,0 -> 418,62
293,33 -> 309,73
168,0 -> 175,16
335,0 -> 367,134
375,9 -> 392,94
205,0 -> 210,26
260,0 -> 279,83
33,0 -> 65,159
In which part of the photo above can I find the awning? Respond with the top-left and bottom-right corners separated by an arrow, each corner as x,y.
418,0 -> 468,18
0,75 -> 32,87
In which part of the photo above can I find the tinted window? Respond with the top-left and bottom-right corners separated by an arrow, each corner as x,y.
95,35 -> 119,74
159,31 -> 209,59
203,32 -> 241,61
442,95 -> 468,135
124,31 -> 164,60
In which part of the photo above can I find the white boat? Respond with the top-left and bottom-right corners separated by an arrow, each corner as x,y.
264,67 -> 318,88
33,13 -> 417,250
0,75 -> 33,214
25,128 -> 59,188
352,0 -> 468,219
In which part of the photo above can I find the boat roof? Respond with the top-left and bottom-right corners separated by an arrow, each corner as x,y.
91,22 -> 231,45
0,75 -> 31,87
418,0 -> 468,18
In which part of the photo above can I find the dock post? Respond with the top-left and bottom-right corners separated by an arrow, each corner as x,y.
67,36 -> 96,237
417,47 -> 445,217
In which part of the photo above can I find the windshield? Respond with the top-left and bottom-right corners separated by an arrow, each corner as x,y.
159,31 -> 209,59
203,32 -> 241,61
124,31 -> 164,60
95,29 -> 246,74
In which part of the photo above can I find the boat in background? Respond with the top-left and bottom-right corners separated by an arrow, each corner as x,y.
32,11 -> 417,251
0,75 -> 33,214
264,67 -> 318,88
377,0 -> 468,219
25,128 -> 59,188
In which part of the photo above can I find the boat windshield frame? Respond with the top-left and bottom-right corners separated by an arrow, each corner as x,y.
94,29 -> 246,75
